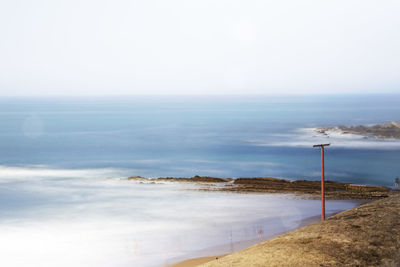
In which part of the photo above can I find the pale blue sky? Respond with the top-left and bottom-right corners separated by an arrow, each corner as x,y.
0,0 -> 399,96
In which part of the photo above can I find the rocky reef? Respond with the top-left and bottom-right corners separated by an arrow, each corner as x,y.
121,176 -> 393,200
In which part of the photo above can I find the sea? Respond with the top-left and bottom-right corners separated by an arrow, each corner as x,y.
0,94 -> 399,266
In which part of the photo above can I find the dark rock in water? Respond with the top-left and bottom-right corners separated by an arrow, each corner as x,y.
190,176 -> 230,182
225,177 -> 390,199
126,176 -> 146,180
157,176 -> 229,183
121,175 -> 391,200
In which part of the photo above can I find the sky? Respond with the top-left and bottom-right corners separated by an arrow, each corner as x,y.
0,0 -> 399,96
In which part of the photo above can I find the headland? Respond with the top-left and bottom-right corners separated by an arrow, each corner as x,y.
316,121 -> 400,139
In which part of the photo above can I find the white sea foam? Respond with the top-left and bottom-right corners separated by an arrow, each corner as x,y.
252,127 -> 400,149
0,166 -> 359,267
0,165 -> 130,182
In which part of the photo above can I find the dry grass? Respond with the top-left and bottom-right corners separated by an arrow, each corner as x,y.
201,193 -> 400,267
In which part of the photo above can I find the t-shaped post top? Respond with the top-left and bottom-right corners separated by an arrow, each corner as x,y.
313,144 -> 330,148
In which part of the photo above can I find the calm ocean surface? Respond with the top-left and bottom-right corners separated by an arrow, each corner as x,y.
0,94 -> 398,266
0,94 -> 399,186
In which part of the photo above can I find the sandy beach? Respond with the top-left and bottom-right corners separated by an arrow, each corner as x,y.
169,210 -> 360,267
124,176 -> 394,266
173,192 -> 400,267
172,256 -> 225,267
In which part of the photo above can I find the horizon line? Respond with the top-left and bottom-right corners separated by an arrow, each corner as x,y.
0,92 -> 399,98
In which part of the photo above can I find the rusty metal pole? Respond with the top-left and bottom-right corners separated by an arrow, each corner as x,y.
321,146 -> 325,220
313,144 -> 330,221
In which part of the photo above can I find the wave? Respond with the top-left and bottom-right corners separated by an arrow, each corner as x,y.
0,165 -> 130,182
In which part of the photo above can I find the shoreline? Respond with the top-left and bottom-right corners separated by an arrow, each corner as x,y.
199,193 -> 400,266
171,256 -> 226,267
168,206 -> 366,267
122,175 -> 397,266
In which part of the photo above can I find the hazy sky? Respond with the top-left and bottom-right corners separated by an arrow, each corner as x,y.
0,0 -> 399,96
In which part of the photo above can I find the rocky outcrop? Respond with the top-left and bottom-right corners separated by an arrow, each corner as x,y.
317,121 -> 400,139
221,177 -> 390,200
122,176 -> 391,200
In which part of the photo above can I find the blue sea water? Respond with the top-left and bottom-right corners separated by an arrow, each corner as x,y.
0,94 -> 398,266
0,94 -> 399,186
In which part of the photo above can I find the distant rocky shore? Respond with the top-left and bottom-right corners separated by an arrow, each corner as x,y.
316,121 -> 400,139
121,176 -> 395,200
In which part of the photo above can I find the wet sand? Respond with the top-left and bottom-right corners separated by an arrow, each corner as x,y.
171,256 -> 225,267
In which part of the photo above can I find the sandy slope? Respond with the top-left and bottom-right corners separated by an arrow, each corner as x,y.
201,192 -> 400,267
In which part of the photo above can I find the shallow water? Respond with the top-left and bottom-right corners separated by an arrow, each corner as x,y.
0,176 -> 358,267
